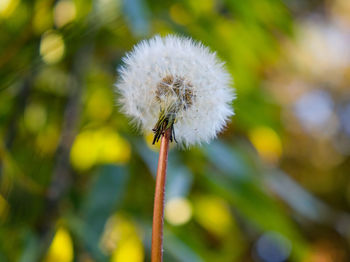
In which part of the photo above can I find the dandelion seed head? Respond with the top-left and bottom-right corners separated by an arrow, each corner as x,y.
155,75 -> 195,112
115,35 -> 235,146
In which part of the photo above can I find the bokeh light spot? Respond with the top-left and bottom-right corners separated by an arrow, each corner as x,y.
111,237 -> 144,262
86,88 -> 113,121
44,227 -> 73,262
70,128 -> 131,171
54,0 -> 76,28
40,31 -> 65,64
71,131 -> 98,171
193,196 -> 232,236
165,197 -> 192,226
0,0 -> 19,18
36,125 -> 60,155
24,103 -> 47,133
249,126 -> 282,164
294,90 -> 335,136
187,0 -> 214,14
100,214 -> 144,262
169,4 -> 192,25
255,231 -> 292,262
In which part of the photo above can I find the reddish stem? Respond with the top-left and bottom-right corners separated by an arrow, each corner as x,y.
151,128 -> 171,262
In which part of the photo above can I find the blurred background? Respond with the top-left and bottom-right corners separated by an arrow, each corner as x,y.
1,0 -> 350,261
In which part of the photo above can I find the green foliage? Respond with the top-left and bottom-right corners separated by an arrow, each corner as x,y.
1,0 -> 349,261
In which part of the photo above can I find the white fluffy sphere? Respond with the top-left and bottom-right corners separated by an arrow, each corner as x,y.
115,35 -> 235,146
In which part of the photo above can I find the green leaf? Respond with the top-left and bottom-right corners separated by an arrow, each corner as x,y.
81,165 -> 128,261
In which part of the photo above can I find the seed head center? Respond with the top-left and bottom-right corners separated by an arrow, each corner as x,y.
155,75 -> 195,113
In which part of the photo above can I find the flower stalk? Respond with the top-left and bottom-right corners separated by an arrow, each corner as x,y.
151,128 -> 171,262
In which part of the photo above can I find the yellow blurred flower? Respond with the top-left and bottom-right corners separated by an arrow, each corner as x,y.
111,237 -> 144,262
99,214 -> 144,262
44,227 -> 73,262
70,128 -> 131,171
249,126 -> 282,164
193,195 -> 233,237
86,88 -> 113,121
40,31 -> 65,64
0,0 -> 19,18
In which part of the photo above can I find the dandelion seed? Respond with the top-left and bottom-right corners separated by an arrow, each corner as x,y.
115,35 -> 235,146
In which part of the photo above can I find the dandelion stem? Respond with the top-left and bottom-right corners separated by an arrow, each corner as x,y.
151,128 -> 171,262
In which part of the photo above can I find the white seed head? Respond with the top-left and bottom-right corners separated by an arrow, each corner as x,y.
115,35 -> 235,146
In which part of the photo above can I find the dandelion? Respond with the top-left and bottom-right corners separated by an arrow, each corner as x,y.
116,35 -> 235,146
115,35 -> 235,262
